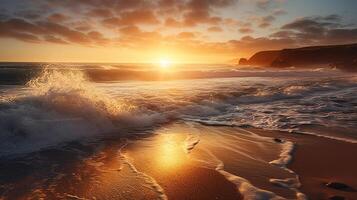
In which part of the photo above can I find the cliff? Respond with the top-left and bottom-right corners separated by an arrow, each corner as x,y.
239,43 -> 357,71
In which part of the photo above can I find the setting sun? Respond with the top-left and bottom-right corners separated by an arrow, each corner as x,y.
159,58 -> 172,69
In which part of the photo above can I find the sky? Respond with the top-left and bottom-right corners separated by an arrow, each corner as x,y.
0,0 -> 357,63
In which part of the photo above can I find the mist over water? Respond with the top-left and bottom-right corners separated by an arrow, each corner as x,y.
0,63 -> 357,156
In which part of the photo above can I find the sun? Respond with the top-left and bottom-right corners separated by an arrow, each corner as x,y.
159,58 -> 172,69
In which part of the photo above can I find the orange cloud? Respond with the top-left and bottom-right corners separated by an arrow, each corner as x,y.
208,26 -> 223,32
47,13 -> 70,23
102,9 -> 159,27
1,0 -> 357,63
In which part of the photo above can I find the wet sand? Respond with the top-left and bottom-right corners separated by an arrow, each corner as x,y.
1,123 -> 356,200
122,124 -> 299,199
122,128 -> 243,200
251,128 -> 357,200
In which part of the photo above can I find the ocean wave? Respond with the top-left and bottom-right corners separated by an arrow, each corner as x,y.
1,67 -> 357,156
0,62 -> 350,84
0,69 -> 170,156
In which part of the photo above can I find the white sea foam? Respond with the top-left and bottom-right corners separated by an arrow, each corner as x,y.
203,148 -> 286,200
269,140 -> 294,168
184,134 -> 200,153
297,130 -> 357,144
268,140 -> 308,200
65,194 -> 88,200
118,143 -> 168,200
269,178 -> 307,200
196,126 -> 306,199
0,69 -> 168,156
283,85 -> 308,95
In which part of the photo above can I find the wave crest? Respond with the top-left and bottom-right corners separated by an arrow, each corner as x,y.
0,69 -> 166,156
27,68 -> 134,117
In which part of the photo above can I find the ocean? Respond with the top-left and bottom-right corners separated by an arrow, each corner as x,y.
0,63 -> 356,199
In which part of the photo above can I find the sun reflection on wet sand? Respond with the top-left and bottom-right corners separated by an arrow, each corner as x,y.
156,134 -> 187,170
122,123 -> 300,199
11,123 -> 298,200
120,125 -> 243,200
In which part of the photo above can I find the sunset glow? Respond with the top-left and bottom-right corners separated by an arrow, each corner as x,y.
0,0 -> 356,63
1,1 -> 357,200
159,58 -> 172,69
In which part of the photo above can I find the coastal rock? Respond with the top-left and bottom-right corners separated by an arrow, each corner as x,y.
329,196 -> 345,200
270,58 -> 292,68
243,50 -> 280,66
239,43 -> 357,71
332,58 -> 357,72
326,182 -> 353,191
239,58 -> 248,65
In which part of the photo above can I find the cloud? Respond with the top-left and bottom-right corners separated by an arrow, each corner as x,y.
86,8 -> 114,18
164,17 -> 182,27
102,9 -> 159,27
181,0 -> 238,26
273,9 -> 287,15
177,31 -> 196,39
183,10 -> 222,26
324,28 -> 357,43
256,0 -> 271,10
44,35 -> 68,44
258,15 -> 275,28
0,0 -> 356,60
37,21 -> 92,44
272,15 -> 357,45
0,18 -> 46,35
43,0 -> 146,11
47,13 -> 70,23
256,0 -> 286,10
117,25 -> 162,46
14,9 -> 42,19
208,26 -> 223,32
281,15 -> 342,31
228,35 -> 296,53
0,30 -> 41,43
72,21 -> 93,31
0,17 -> 110,45
239,27 -> 253,33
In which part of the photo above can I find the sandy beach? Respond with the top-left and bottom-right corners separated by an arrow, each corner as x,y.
2,122 -> 356,199
252,128 -> 357,200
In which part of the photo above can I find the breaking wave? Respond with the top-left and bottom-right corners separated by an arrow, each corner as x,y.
1,66 -> 357,156
0,69 -> 169,156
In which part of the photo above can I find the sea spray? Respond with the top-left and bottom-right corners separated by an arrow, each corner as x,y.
0,68 -> 165,156
27,68 -> 134,117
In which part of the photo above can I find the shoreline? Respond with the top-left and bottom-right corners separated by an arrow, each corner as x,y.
251,128 -> 357,200
1,123 -> 356,200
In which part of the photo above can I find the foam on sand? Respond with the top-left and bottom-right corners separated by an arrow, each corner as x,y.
118,143 -> 168,200
297,130 -> 357,144
192,126 -> 307,200
184,133 -> 200,153
203,148 -> 286,200
269,140 -> 307,200
269,140 -> 294,168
